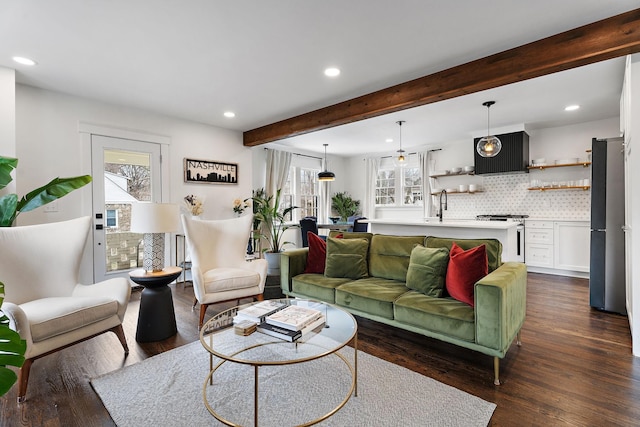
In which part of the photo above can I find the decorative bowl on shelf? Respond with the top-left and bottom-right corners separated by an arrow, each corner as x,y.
445,188 -> 457,193
329,216 -> 340,224
450,167 -> 462,174
463,165 -> 474,172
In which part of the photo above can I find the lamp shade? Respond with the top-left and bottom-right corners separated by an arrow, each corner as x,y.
318,143 -> 335,181
318,170 -> 336,181
130,203 -> 180,234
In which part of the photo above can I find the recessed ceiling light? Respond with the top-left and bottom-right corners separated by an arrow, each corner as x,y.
324,67 -> 340,77
12,56 -> 37,66
564,105 -> 580,111
223,111 -> 235,118
386,138 -> 394,143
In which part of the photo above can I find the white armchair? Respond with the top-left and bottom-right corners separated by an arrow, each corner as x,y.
0,216 -> 130,402
181,214 -> 268,328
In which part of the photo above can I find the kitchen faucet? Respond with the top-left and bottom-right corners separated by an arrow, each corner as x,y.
439,189 -> 448,222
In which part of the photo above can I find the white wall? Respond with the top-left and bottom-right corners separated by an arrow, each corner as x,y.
16,84 -> 252,224
0,67 -> 15,194
14,84 -> 253,281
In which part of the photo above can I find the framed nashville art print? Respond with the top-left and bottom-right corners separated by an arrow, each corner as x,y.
183,158 -> 238,184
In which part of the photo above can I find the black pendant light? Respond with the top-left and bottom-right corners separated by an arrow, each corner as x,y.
394,120 -> 407,167
477,101 -> 502,158
318,143 -> 335,181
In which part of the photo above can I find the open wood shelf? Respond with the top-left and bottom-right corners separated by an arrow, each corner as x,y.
528,162 -> 591,170
527,186 -> 591,191
430,190 -> 484,195
429,171 -> 475,178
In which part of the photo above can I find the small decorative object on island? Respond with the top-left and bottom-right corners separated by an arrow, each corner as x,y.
183,194 -> 204,217
331,191 -> 360,222
0,155 -> 92,227
251,188 -> 298,274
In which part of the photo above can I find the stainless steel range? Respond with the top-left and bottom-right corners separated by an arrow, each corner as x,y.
476,215 -> 528,263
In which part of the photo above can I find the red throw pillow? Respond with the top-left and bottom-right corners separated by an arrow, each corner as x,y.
445,242 -> 488,307
303,232 -> 327,274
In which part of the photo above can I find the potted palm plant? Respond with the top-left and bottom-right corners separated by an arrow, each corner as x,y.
331,191 -> 360,222
251,188 -> 297,275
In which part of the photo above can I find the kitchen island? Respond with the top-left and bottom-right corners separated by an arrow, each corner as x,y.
363,218 -> 519,262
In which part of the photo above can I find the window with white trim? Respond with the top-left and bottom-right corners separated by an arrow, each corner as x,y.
375,155 -> 422,206
281,155 -> 322,221
106,209 -> 118,227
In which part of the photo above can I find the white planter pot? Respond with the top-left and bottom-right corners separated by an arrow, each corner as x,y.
264,251 -> 281,276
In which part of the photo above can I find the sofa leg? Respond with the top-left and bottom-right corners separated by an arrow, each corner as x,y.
517,331 -> 522,346
494,357 -> 501,386
17,358 -> 34,403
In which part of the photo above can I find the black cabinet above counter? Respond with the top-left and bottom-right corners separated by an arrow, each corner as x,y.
474,131 -> 529,175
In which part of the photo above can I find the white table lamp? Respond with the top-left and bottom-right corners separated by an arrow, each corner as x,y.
130,203 -> 180,272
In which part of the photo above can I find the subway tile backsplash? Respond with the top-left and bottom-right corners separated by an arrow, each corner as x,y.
443,174 -> 590,220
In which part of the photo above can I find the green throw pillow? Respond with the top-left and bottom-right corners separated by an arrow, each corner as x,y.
324,237 -> 369,279
405,245 -> 450,297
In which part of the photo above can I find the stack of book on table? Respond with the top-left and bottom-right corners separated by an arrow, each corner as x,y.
234,320 -> 257,336
233,300 -> 287,324
257,304 -> 325,342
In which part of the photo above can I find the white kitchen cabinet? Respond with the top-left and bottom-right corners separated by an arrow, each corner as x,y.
525,219 -> 589,276
554,221 -> 590,272
526,243 -> 555,268
525,221 -> 554,268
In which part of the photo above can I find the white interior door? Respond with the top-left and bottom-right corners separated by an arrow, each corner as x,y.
91,135 -> 162,283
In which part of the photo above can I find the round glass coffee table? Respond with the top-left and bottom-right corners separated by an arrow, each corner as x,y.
199,298 -> 358,426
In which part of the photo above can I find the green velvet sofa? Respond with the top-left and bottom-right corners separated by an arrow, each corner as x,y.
280,233 -> 527,385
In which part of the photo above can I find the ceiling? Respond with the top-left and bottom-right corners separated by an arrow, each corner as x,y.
1,1 -> 637,156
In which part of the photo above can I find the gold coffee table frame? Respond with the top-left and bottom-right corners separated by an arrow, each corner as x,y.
199,299 -> 358,427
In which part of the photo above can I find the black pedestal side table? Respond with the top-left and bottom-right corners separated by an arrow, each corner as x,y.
129,266 -> 182,342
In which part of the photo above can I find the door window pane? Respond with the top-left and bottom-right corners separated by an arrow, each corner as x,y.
104,150 -> 151,273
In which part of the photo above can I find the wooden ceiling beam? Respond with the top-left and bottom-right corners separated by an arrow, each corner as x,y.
243,8 -> 640,147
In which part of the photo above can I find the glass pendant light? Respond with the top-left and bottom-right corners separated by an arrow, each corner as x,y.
394,120 -> 407,168
477,101 -> 502,158
318,143 -> 335,181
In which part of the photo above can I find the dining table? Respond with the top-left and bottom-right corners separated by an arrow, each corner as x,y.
317,222 -> 352,232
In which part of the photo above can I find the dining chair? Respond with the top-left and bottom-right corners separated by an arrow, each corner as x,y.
353,217 -> 368,232
300,218 -> 319,247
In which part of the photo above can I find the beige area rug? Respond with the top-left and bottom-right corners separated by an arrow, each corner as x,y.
91,339 -> 496,426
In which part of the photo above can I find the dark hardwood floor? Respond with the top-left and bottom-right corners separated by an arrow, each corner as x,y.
1,273 -> 639,426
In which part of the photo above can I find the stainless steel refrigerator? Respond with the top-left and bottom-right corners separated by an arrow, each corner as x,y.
590,137 -> 626,315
